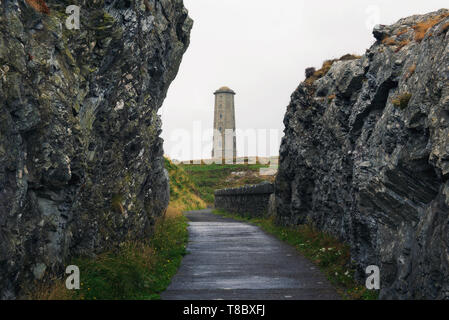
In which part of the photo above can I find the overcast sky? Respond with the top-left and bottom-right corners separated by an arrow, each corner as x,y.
160,0 -> 448,161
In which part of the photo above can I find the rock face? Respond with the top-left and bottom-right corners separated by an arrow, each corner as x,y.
0,0 -> 192,299
275,9 -> 449,299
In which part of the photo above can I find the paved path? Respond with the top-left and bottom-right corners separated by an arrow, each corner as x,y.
161,209 -> 340,300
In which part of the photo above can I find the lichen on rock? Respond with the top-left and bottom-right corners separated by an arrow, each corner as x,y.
275,9 -> 449,299
0,0 -> 192,299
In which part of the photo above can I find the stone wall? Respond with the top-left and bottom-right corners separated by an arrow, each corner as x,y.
215,182 -> 274,217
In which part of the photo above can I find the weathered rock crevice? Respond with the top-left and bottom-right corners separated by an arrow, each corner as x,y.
275,9 -> 449,299
0,0 -> 192,299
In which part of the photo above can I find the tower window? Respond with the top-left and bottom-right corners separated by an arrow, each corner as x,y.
220,114 -> 222,119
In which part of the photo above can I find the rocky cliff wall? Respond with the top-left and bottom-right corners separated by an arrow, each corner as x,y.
275,9 -> 449,299
0,0 -> 192,299
215,182 -> 274,218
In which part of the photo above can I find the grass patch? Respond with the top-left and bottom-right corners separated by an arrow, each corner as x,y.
30,159 -> 212,300
305,54 -> 361,85
30,208 -> 188,300
164,158 -> 206,211
180,163 -> 272,205
212,210 -> 379,300
413,13 -> 449,42
392,93 -> 412,109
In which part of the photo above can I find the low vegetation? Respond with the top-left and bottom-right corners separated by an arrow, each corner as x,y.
30,211 -> 188,300
392,92 -> 412,109
213,210 -> 379,300
180,163 -> 273,205
396,28 -> 409,37
29,159 -> 204,300
164,158 -> 206,211
380,13 -> 449,52
413,13 -> 449,42
305,54 -> 361,85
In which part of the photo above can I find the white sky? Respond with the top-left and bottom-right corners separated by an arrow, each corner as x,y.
160,0 -> 448,161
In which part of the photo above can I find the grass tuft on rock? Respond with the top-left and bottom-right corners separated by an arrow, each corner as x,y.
305,54 -> 361,85
30,211 -> 188,300
413,13 -> 449,42
392,93 -> 412,109
164,157 -> 207,211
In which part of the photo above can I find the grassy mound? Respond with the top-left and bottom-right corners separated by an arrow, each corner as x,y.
180,163 -> 273,205
30,213 -> 188,300
164,158 -> 207,211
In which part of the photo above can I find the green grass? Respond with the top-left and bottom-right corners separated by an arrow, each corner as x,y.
213,210 -> 379,300
164,158 -> 206,210
180,163 -> 271,205
392,93 -> 412,109
71,216 -> 188,300
33,214 -> 189,300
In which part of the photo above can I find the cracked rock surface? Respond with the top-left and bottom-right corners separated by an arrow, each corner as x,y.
275,9 -> 449,299
0,0 -> 192,299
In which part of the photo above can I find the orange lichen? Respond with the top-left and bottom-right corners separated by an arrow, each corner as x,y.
395,39 -> 410,52
439,22 -> 449,35
396,28 -> 408,37
25,0 -> 50,15
382,37 -> 396,46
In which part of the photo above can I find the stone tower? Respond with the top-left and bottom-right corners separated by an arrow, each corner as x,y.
212,86 -> 237,161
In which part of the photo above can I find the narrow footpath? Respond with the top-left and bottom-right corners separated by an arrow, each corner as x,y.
161,209 -> 340,300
